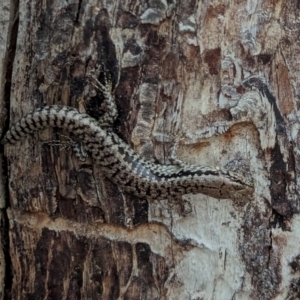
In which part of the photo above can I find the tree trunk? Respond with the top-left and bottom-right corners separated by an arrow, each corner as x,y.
1,0 -> 300,299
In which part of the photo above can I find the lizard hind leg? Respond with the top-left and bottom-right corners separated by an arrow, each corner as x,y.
168,134 -> 191,168
42,133 -> 88,162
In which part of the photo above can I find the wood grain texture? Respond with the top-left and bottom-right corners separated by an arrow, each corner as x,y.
2,0 -> 300,299
0,0 -> 16,299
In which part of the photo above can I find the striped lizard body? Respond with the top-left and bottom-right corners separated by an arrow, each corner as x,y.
2,105 -> 253,200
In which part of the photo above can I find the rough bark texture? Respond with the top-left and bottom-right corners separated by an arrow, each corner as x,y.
1,0 -> 300,299
0,0 -> 15,298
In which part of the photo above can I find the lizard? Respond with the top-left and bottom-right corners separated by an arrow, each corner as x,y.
1,76 -> 254,201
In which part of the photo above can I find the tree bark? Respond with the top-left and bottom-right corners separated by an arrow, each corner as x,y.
1,0 -> 300,299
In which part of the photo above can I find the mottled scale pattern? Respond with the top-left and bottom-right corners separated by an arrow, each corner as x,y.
2,105 -> 254,200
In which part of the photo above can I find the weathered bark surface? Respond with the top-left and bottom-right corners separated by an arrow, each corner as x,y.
1,0 -> 300,299
0,0 -> 14,298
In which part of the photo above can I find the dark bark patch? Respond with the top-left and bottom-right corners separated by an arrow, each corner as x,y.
203,48 -> 221,76
117,11 -> 139,29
